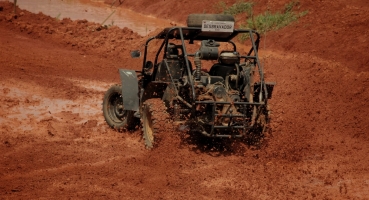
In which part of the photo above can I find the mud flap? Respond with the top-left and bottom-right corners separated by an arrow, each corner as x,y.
265,82 -> 276,99
254,82 -> 276,99
119,69 -> 139,112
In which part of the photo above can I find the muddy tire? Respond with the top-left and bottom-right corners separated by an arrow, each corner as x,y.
102,84 -> 137,131
187,14 -> 235,27
243,64 -> 254,103
142,98 -> 171,149
255,106 -> 268,134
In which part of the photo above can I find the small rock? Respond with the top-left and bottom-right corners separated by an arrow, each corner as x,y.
4,141 -> 10,147
5,15 -> 13,21
3,88 -> 10,94
11,188 -> 21,192
47,130 -> 55,136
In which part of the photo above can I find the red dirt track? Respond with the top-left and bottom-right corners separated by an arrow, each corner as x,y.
1,0 -> 369,199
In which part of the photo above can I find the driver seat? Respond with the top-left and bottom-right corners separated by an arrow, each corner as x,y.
155,44 -> 184,81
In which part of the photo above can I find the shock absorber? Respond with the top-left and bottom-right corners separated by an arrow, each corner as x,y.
194,51 -> 202,80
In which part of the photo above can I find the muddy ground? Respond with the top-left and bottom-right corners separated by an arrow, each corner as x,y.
1,0 -> 369,199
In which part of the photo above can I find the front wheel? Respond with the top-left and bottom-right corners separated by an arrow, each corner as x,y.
102,84 -> 137,131
142,98 -> 171,149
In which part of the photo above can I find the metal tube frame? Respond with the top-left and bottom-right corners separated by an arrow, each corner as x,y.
140,26 -> 268,138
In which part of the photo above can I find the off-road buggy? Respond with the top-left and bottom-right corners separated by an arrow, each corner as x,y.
102,14 -> 275,148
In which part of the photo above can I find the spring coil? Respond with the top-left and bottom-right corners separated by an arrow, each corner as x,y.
194,51 -> 202,80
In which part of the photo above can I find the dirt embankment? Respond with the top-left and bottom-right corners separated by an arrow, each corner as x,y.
0,1 -> 369,199
108,0 -> 369,72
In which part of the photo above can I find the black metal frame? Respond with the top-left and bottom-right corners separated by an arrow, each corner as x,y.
139,26 -> 270,137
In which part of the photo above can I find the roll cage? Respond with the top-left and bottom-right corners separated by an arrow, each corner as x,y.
140,26 -> 268,105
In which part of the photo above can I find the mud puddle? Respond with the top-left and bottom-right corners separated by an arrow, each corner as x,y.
16,0 -> 169,36
0,79 -> 108,132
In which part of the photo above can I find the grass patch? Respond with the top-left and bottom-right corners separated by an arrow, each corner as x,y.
215,0 -> 254,17
244,1 -> 308,34
215,1 -> 308,41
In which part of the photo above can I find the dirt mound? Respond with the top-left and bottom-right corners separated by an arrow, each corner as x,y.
0,1 -> 369,199
1,2 -> 144,62
266,0 -> 369,72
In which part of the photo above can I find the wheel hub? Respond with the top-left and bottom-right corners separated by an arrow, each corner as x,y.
114,101 -> 124,117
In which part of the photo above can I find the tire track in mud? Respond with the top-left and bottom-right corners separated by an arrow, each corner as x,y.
0,73 -> 147,197
1,38 -> 368,200
1,39 -> 368,200
1,153 -> 142,180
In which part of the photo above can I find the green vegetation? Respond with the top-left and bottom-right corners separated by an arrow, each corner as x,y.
244,1 -> 307,34
215,1 -> 308,40
215,0 -> 254,17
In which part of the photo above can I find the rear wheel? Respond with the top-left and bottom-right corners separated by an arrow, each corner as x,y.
102,84 -> 137,131
142,98 -> 171,149
254,105 -> 268,134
